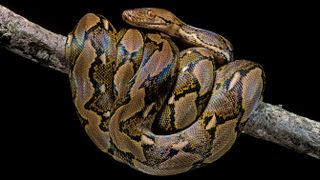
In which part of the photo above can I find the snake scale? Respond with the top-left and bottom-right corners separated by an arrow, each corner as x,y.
65,8 -> 265,175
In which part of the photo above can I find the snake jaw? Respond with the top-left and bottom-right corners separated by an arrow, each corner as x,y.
122,8 -> 176,30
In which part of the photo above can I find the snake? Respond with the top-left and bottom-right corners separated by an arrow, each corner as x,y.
65,8 -> 265,176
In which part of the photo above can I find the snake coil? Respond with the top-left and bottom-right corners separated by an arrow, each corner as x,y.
65,8 -> 265,175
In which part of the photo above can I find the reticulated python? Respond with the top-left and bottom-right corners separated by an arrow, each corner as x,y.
65,8 -> 265,176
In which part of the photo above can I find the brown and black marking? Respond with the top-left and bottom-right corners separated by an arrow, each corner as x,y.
66,9 -> 265,176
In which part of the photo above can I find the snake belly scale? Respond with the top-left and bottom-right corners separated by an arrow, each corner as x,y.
65,8 -> 265,175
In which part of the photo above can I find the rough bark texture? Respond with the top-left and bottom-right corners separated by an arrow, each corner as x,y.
0,5 -> 67,73
243,102 -> 320,159
0,4 -> 319,159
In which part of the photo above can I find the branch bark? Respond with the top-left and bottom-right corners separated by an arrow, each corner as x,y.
0,5 -> 67,73
1,5 -> 319,159
244,102 -> 319,159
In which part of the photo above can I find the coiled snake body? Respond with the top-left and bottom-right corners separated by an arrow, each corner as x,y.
65,8 -> 265,175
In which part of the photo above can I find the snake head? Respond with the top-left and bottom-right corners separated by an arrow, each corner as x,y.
122,8 -> 181,35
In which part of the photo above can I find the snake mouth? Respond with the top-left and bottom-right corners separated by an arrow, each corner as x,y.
122,9 -> 169,28
122,9 -> 145,24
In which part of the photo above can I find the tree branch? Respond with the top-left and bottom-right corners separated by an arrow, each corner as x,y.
244,102 -> 319,159
1,5 -> 319,159
0,5 -> 67,73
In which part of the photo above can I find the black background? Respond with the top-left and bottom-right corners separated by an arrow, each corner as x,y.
0,0 -> 319,178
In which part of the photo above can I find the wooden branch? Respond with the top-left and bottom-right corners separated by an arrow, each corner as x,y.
243,102 -> 319,159
0,5 -> 67,73
1,4 -> 319,159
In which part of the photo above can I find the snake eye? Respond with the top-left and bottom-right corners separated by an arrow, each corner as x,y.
147,10 -> 155,18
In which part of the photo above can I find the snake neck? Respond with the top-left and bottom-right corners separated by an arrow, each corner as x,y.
175,23 -> 233,62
